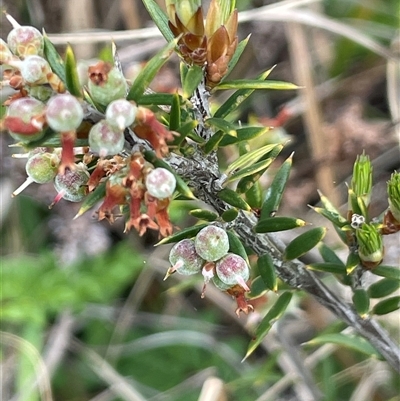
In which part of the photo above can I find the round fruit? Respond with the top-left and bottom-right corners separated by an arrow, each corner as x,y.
26,152 -> 60,183
105,99 -> 137,130
88,119 -> 125,157
54,166 -> 89,202
20,55 -> 51,85
168,239 -> 204,275
145,168 -> 176,199
194,225 -> 229,262
7,25 -> 44,57
215,253 -> 250,290
46,94 -> 84,132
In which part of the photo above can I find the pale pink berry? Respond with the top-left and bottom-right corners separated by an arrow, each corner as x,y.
194,225 -> 229,262
215,253 -> 250,291
88,120 -> 125,157
105,99 -> 137,130
7,25 -> 44,57
145,168 -> 176,199
46,94 -> 84,132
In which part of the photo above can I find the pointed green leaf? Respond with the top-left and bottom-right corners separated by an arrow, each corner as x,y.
137,93 -> 175,105
217,188 -> 251,211
346,251 -> 360,275
206,117 -> 237,137
258,253 -> 277,292
142,0 -> 175,43
189,209 -> 219,222
226,157 -> 276,184
306,334 -> 381,359
156,224 -> 208,246
74,182 -> 106,219
169,93 -> 181,131
352,289 -> 370,317
372,265 -> 400,281
143,150 -> 195,199
127,38 -> 178,102
64,44 -> 82,97
204,130 -> 224,154
307,263 -> 347,275
221,208 -> 239,222
236,144 -> 283,194
43,33 -> 66,82
227,230 -> 249,265
368,278 -> 400,299
283,227 -> 327,261
172,120 -> 199,146
244,292 -> 292,360
245,181 -> 262,209
215,79 -> 299,91
213,69 -> 273,119
255,217 -> 306,233
310,206 -> 349,228
318,243 -> 345,266
221,35 -> 251,83
219,126 -> 269,147
182,64 -> 203,98
372,296 -> 400,315
260,152 -> 293,219
248,276 -> 268,299
225,143 -> 277,175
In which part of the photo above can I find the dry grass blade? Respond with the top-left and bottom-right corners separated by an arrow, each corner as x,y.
70,339 -> 147,401
387,35 -> 400,137
198,377 -> 227,401
0,331 -> 53,401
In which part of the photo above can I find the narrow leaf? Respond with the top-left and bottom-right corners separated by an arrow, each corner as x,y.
226,158 -> 276,184
248,276 -> 268,299
221,208 -> 239,222
64,44 -> 82,97
189,209 -> 218,222
206,117 -> 237,137
217,188 -> 251,211
227,230 -> 249,265
258,254 -> 277,292
245,181 -> 262,209
225,143 -> 276,175
318,243 -> 345,266
204,130 -> 224,154
219,126 -> 269,146
244,292 -> 292,360
142,0 -> 175,42
352,289 -> 370,317
214,69 -> 273,119
127,38 -> 178,102
306,334 -> 381,359
255,217 -> 306,233
283,227 -> 327,261
236,144 -> 283,194
368,278 -> 400,298
43,33 -> 66,82
307,263 -> 347,275
182,64 -> 203,98
260,152 -> 293,219
137,93 -> 175,105
169,93 -> 181,131
215,79 -> 299,91
172,120 -> 199,146
310,206 -> 348,228
156,224 -> 208,246
74,182 -> 107,219
346,251 -> 360,275
372,265 -> 400,281
372,296 -> 400,315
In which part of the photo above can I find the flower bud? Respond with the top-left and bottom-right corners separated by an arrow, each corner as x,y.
54,165 -> 89,202
387,172 -> 400,222
88,61 -> 128,106
166,0 -> 202,32
145,168 -> 176,199
215,253 -> 250,291
105,99 -> 137,130
5,97 -> 46,142
46,94 -> 84,132
166,239 -> 205,278
350,213 -> 365,230
194,225 -> 229,262
26,151 -> 60,183
7,25 -> 44,57
356,223 -> 384,269
88,119 -> 125,157
350,152 -> 373,209
20,55 -> 52,85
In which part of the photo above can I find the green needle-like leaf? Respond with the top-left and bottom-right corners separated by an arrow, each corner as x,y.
156,224 -> 208,246
372,296 -> 400,315
372,265 -> 400,281
214,79 -> 299,91
219,126 -> 269,147
225,157 -> 276,184
244,292 -> 292,360
255,217 -> 306,233
64,44 -> 82,97
227,230 -> 249,265
169,93 -> 181,131
43,33 -> 66,83
74,182 -> 107,219
260,152 -> 293,219
127,38 -> 178,102
283,227 -> 327,261
182,64 -> 203,98
258,254 -> 277,292
368,278 -> 400,298
217,188 -> 251,211
142,0 -> 175,42
189,209 -> 219,222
